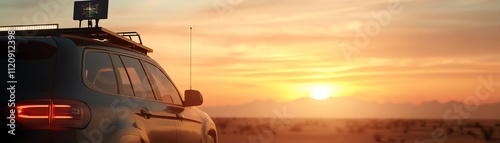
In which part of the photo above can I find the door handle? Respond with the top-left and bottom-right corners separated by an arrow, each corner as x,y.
140,107 -> 152,119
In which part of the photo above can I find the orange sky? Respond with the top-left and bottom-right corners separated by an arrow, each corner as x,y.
2,0 -> 500,106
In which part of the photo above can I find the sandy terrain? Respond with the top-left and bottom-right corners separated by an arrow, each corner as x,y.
212,118 -> 500,143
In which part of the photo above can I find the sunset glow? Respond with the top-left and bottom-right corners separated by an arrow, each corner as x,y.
309,85 -> 336,100
2,0 -> 499,107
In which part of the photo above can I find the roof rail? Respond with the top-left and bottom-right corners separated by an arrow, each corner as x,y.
0,24 -> 59,31
117,32 -> 143,45
0,25 -> 153,54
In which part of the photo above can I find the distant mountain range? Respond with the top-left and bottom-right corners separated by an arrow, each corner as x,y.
199,97 -> 500,119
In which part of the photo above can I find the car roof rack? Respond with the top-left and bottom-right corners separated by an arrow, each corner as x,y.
0,24 -> 153,54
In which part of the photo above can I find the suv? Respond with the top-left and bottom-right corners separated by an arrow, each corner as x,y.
2,25 -> 217,143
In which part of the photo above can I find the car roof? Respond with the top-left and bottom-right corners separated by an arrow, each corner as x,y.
0,24 -> 152,54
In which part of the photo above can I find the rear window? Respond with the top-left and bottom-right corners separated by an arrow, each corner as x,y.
1,38 -> 57,90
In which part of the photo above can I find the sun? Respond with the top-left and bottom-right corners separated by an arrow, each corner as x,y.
310,85 -> 334,100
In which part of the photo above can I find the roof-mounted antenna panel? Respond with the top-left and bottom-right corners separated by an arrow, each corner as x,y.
73,0 -> 109,28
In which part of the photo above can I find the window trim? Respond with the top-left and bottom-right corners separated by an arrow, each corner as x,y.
81,49 -> 120,95
109,54 -> 134,97
142,61 -> 183,105
119,55 -> 158,101
82,48 -> 186,107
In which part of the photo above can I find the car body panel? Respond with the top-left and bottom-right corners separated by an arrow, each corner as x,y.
2,31 -> 217,143
177,107 -> 204,143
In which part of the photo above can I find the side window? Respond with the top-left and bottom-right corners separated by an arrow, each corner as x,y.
144,62 -> 182,105
120,56 -> 156,100
110,54 -> 134,96
83,51 -> 118,94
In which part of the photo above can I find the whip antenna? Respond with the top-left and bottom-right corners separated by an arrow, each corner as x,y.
189,27 -> 192,90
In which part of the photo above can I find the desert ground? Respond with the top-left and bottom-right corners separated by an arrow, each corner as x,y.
212,117 -> 500,143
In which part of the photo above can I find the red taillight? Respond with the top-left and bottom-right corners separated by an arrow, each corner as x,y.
16,99 -> 91,129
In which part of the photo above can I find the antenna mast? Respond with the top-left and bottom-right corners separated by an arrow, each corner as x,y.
190,27 -> 192,90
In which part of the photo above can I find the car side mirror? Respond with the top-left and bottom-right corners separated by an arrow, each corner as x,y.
183,90 -> 203,107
